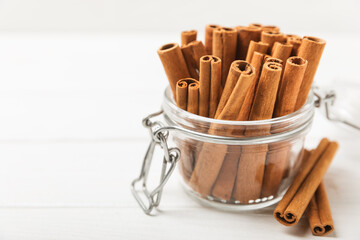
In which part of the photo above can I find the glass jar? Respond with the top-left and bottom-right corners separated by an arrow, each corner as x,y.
132,87 -> 315,214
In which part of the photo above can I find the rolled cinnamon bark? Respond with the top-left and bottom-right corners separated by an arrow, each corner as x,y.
237,52 -> 264,121
205,24 -> 220,54
190,61 -> 255,198
286,35 -> 302,56
274,139 -> 339,226
232,62 -> 282,203
199,55 -> 221,118
236,26 -> 262,60
249,23 -> 263,29
264,56 -> 283,66
262,25 -> 280,33
245,41 -> 269,62
271,42 -> 293,64
181,41 -> 207,79
176,80 -> 188,111
211,62 -> 256,200
261,57 -> 307,197
307,182 -> 334,236
261,31 -> 285,54
295,36 -> 326,110
181,30 -> 197,46
215,60 -> 249,118
188,81 -> 199,115
158,43 -> 191,96
212,27 -> 238,88
274,57 -> 308,117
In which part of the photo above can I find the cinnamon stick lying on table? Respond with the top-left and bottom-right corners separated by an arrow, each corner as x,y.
199,55 -> 222,118
232,62 -> 282,203
190,61 -> 255,198
181,30 -> 197,46
261,31 -> 285,54
212,27 -> 237,88
245,41 -> 269,62
158,43 -> 191,96
274,138 -> 338,226
205,24 -> 220,54
295,36 -> 326,110
236,26 -> 262,60
307,181 -> 334,236
261,57 -> 308,197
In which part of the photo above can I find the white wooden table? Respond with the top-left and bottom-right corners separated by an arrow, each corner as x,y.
0,32 -> 359,239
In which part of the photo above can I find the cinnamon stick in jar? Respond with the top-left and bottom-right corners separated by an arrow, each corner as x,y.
307,182 -> 334,236
181,30 -> 197,46
211,62 -> 256,200
271,42 -> 293,64
262,25 -> 280,33
274,56 -> 308,117
158,43 -> 191,97
236,26 -> 262,60
181,41 -> 207,79
295,36 -> 326,110
199,55 -> 222,118
175,78 -> 199,113
205,24 -> 220,54
214,60 -> 250,118
286,34 -> 302,56
274,139 -> 339,226
245,41 -> 269,62
261,57 -> 307,198
261,31 -> 286,54
212,27 -> 237,88
190,61 -> 255,198
232,62 -> 282,203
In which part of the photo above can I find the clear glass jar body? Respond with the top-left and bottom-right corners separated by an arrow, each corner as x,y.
162,87 -> 315,210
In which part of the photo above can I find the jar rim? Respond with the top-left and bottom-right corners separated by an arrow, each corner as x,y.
162,87 -> 314,126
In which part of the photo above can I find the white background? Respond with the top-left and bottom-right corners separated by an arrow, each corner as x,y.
0,1 -> 359,239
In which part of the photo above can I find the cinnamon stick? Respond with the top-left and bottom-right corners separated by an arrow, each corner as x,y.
212,61 -> 256,200
245,41 -> 269,62
205,24 -> 220,54
236,26 -> 262,60
188,81 -> 199,115
181,30 -> 197,46
181,41 -> 207,79
274,139 -> 339,226
248,23 -> 263,29
262,25 -> 280,33
199,55 -> 222,118
274,57 -> 308,117
271,42 -> 293,64
261,31 -> 285,54
295,36 -> 326,110
307,182 -> 334,236
212,27 -> 237,88
176,80 -> 188,111
232,62 -> 282,203
214,60 -> 249,118
158,43 -> 191,96
286,35 -> 302,56
190,61 -> 255,198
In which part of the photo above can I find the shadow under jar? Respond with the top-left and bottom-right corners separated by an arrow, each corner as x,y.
162,87 -> 315,211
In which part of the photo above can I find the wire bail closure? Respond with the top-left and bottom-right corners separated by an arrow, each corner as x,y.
313,87 -> 360,130
131,110 -> 180,215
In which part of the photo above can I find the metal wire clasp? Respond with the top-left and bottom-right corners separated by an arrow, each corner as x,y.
314,87 -> 360,130
131,110 -> 180,215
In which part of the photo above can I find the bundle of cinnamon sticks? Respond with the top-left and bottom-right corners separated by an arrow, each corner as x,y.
157,23 -> 335,236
